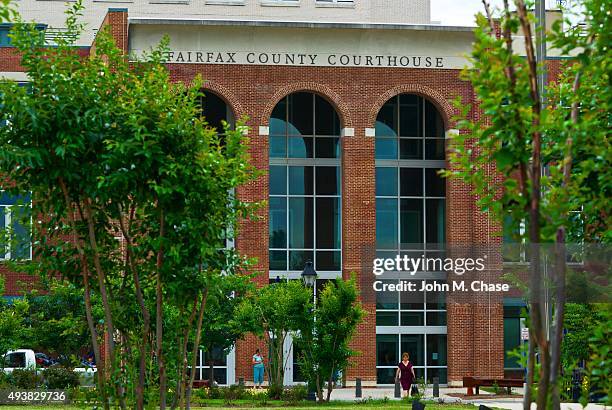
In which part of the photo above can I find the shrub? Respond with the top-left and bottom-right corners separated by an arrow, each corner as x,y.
268,383 -> 283,400
12,369 -> 42,389
0,371 -> 13,388
222,384 -> 246,404
43,367 -> 80,389
282,384 -> 307,403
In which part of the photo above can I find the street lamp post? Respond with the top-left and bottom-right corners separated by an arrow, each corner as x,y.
301,261 -> 317,401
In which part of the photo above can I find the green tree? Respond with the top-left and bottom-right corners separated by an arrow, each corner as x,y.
0,2 -> 258,408
236,280 -> 312,396
0,278 -> 31,358
444,0 -> 610,408
295,276 -> 365,402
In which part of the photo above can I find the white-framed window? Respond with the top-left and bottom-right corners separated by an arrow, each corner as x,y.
0,192 -> 32,261
261,0 -> 300,6
316,0 -> 354,5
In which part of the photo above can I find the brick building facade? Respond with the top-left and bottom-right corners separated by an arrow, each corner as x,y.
2,0 -> 566,388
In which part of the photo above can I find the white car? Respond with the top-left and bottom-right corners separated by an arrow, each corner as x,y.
2,349 -> 97,386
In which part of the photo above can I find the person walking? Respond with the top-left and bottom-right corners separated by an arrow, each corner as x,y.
395,352 -> 415,398
252,349 -> 265,389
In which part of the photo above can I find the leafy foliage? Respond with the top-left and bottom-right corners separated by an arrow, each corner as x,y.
236,280 -> 312,395
0,1 -> 258,408
295,276 -> 365,402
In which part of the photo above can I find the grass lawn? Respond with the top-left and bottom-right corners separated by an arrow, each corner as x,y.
0,403 -> 489,410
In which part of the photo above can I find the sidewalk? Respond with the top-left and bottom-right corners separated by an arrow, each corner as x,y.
328,387 -> 609,409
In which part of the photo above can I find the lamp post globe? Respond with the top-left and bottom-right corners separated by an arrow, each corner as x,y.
301,261 -> 317,288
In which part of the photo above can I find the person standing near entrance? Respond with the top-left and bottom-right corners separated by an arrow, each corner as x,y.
252,349 -> 265,389
395,352 -> 415,398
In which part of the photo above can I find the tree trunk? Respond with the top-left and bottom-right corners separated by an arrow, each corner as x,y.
118,205 -> 149,410
156,209 -> 167,410
185,289 -> 209,410
57,179 -> 109,409
172,297 -> 198,410
524,335 -> 535,410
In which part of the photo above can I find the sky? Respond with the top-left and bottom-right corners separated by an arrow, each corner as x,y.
430,0 -> 573,26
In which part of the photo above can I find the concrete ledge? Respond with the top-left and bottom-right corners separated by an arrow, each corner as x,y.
128,17 -> 476,32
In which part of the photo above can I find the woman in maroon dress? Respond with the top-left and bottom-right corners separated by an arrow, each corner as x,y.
395,352 -> 415,397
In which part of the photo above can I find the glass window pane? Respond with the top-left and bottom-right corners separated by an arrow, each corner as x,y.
401,311 -> 424,326
428,368 -> 447,384
376,280 -> 398,309
270,98 -> 287,135
315,137 -> 340,158
426,312 -> 447,326
269,135 -> 286,158
0,207 -> 6,259
269,197 -> 287,248
400,168 -> 423,197
269,166 -> 287,195
400,280 -> 424,309
400,199 -> 423,246
426,280 -> 446,309
314,95 -> 340,136
289,198 -> 313,248
399,101 -> 421,137
316,167 -> 340,195
400,334 -> 424,367
425,199 -> 446,247
425,139 -> 445,160
426,334 -> 447,366
12,207 -> 30,259
376,138 -> 398,160
376,311 -> 398,326
316,198 -> 340,249
377,368 -> 396,384
375,100 -> 397,137
288,136 -> 313,158
376,167 -> 397,197
425,168 -> 446,197
202,92 -> 231,132
400,94 -> 419,105
289,250 -> 314,270
376,198 -> 398,250
288,166 -> 313,195
376,334 -> 398,366
316,251 -> 340,271
287,92 -> 313,136
425,100 -> 445,138
504,317 -> 521,368
269,250 -> 287,270
399,138 -> 422,160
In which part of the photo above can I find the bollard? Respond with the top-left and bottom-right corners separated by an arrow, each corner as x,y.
238,377 -> 244,387
433,377 -> 439,397
394,380 -> 401,398
355,378 -> 362,398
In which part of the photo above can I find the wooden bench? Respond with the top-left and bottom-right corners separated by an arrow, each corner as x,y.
463,376 -> 523,396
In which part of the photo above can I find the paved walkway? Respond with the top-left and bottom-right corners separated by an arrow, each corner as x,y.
328,387 -> 609,409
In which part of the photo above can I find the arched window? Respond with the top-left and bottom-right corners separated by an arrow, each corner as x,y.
374,94 -> 447,385
268,92 -> 341,275
199,91 -> 235,132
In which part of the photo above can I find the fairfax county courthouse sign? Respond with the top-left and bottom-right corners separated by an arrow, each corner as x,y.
154,50 -> 454,69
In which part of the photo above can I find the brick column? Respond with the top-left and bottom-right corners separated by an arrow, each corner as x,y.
234,126 -> 270,385
342,125 -> 377,386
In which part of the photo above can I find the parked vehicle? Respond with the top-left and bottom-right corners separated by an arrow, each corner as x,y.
1,349 -> 96,386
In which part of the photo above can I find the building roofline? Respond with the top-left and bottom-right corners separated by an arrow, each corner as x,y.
127,17 -> 476,32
